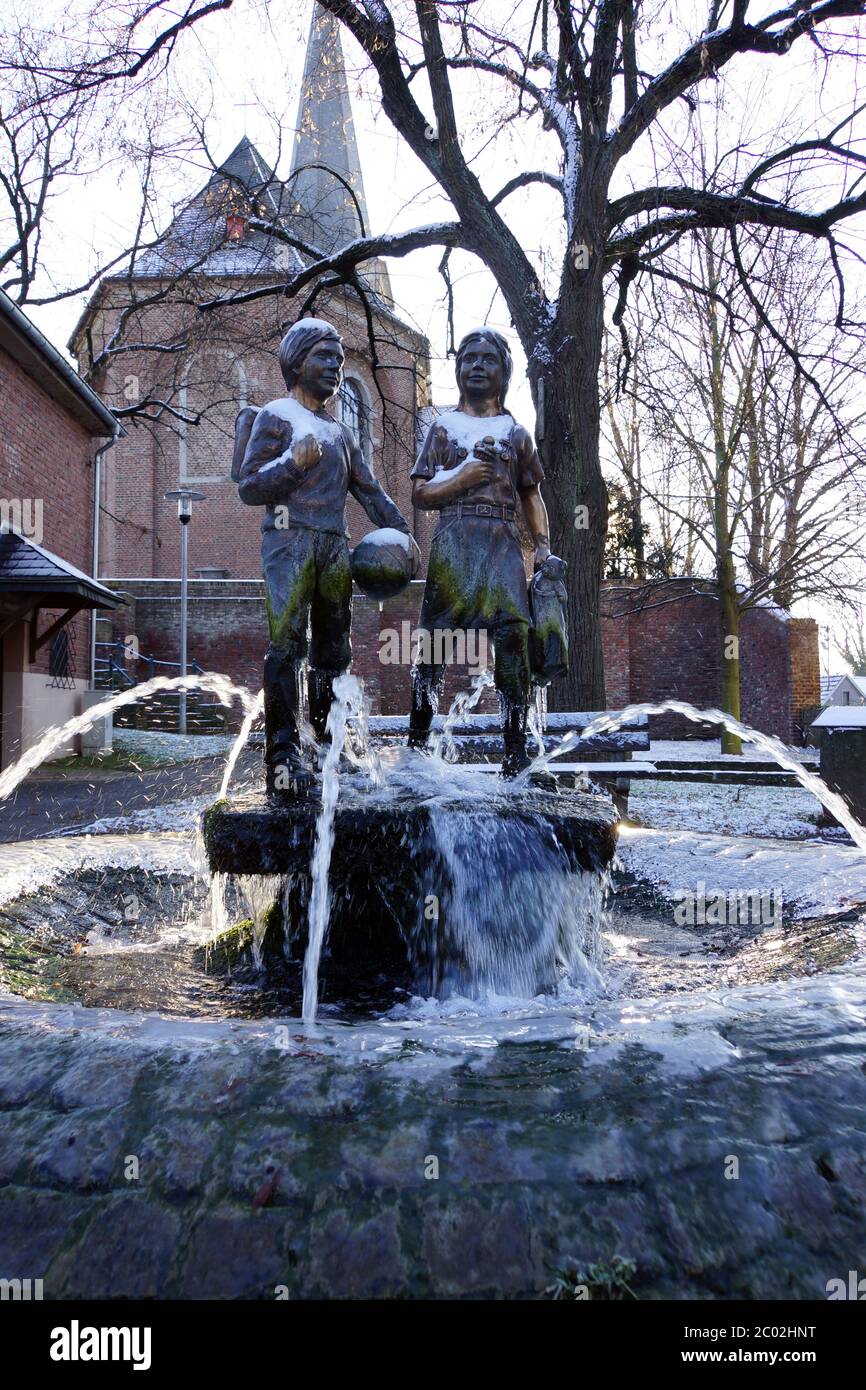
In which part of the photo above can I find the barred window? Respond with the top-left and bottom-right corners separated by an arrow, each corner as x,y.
48,624 -> 76,690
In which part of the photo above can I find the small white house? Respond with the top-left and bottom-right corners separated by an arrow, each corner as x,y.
822,674 -> 866,708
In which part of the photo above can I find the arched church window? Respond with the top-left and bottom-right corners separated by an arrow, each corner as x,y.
179,352 -> 247,483
337,377 -> 370,460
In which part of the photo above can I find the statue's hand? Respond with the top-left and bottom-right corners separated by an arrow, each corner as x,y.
473,435 -> 499,463
533,541 -> 552,571
459,456 -> 496,490
292,435 -> 323,472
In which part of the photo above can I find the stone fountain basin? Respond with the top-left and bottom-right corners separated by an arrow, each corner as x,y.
202,784 -> 619,877
1,963 -> 866,1300
1,828 -> 865,1299
201,784 -> 619,996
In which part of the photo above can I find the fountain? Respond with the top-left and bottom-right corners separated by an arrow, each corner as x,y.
199,319 -> 618,1018
1,318 -> 865,1302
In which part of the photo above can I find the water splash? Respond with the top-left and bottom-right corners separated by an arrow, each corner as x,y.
239,875 -> 284,970
0,673 -> 256,803
302,673 -> 365,1024
219,689 -> 264,799
433,668 -> 494,762
521,698 -> 866,854
344,676 -> 384,787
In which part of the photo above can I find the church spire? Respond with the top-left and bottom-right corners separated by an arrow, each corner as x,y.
289,3 -> 370,254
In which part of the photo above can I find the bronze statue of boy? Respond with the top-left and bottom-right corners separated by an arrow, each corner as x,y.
237,316 -> 414,795
409,327 -> 554,776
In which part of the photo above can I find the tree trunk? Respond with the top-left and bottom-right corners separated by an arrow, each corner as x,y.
530,205 -> 609,713
531,335 -> 608,713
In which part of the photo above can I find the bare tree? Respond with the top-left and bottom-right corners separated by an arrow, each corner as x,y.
4,0 -> 866,710
840,608 -> 866,674
607,220 -> 866,749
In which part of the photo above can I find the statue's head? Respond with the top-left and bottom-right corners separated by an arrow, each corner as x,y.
278,317 -> 345,403
455,327 -> 512,410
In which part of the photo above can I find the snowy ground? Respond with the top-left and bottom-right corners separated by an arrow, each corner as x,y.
113,729 -> 235,763
620,738 -> 866,918
626,779 -> 826,839
617,825 -> 866,919
633,737 -> 819,764
624,736 -> 826,838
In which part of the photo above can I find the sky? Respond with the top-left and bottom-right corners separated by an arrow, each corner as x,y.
8,0 -> 866,668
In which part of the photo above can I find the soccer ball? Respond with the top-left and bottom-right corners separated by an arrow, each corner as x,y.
350,528 -> 414,600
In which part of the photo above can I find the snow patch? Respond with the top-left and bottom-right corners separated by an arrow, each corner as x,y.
434,410 -> 514,452
619,827 -> 866,918
262,395 -> 344,445
356,528 -> 410,549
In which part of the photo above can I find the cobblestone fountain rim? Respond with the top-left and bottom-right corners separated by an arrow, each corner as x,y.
2,959 -> 866,1299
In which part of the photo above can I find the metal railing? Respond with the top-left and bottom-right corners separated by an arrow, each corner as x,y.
94,640 -> 205,690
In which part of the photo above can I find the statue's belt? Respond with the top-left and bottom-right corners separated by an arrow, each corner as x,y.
440,501 -> 517,522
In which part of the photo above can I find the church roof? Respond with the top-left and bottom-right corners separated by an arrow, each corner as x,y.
133,6 -> 390,297
132,136 -> 304,281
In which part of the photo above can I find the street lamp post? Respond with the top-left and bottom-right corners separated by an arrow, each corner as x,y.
164,489 -> 205,735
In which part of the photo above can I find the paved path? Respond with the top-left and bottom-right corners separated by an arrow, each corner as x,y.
0,752 -> 261,844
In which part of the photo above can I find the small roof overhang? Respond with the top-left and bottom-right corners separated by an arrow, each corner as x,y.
0,529 -> 122,660
812,705 -> 866,728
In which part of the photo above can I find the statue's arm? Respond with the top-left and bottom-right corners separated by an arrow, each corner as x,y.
348,438 -> 410,533
411,425 -> 492,509
515,427 -> 551,568
237,409 -> 306,506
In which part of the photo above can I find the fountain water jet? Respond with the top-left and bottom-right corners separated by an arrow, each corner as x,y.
303,673 -> 365,1022
0,672 -> 256,803
521,698 -> 866,854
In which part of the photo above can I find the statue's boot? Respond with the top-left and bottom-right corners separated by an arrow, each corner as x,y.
309,667 -> 354,772
501,702 -> 559,788
500,701 -> 532,779
263,650 -> 315,799
408,672 -> 436,753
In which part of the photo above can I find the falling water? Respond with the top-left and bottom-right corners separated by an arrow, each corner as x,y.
302,672 -> 365,1024
219,689 -> 264,799
521,697 -> 866,853
418,804 -> 607,999
433,668 -> 494,762
0,672 -> 256,803
528,689 -> 547,757
240,875 -> 285,970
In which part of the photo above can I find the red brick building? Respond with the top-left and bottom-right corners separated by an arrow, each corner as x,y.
0,289 -> 121,768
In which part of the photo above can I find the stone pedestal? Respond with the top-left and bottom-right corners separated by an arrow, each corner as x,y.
201,783 -> 618,998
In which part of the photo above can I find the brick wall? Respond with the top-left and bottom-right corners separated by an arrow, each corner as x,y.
602,581 -> 805,742
790,617 -> 821,735
106,578 -> 500,721
0,343 -> 95,681
105,577 -> 818,741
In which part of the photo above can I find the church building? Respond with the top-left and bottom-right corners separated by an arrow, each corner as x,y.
71,3 -> 432,707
